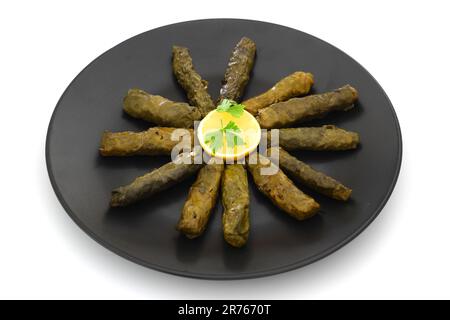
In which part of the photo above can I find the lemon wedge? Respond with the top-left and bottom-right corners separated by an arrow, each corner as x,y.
198,109 -> 261,161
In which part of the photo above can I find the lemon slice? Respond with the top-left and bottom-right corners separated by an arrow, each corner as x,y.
198,110 -> 261,161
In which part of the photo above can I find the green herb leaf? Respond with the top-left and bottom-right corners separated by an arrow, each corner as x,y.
204,129 -> 223,155
225,129 -> 244,148
217,99 -> 245,118
223,120 -> 240,132
223,121 -> 244,149
204,120 -> 244,154
227,104 -> 245,117
216,99 -> 234,112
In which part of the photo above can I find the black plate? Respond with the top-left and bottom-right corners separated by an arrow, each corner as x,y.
46,19 -> 402,279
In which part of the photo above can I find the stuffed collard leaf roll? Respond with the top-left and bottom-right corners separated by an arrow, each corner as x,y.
247,154 -> 320,220
123,89 -> 202,128
100,127 -> 193,156
222,164 -> 250,247
278,125 -> 359,151
177,163 -> 224,238
172,46 -> 215,117
243,71 -> 314,115
218,37 -> 256,103
110,153 -> 203,207
269,147 -> 352,201
257,85 -> 358,128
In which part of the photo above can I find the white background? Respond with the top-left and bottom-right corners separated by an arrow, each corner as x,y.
1,0 -> 449,300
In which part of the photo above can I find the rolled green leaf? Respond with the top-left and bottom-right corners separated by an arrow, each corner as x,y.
270,147 -> 352,201
123,89 -> 202,128
221,164 -> 250,247
111,153 -> 203,207
172,46 -> 215,116
100,127 -> 193,156
243,71 -> 314,115
177,163 -> 224,238
278,125 -> 359,151
257,85 -> 358,128
247,154 -> 319,220
218,37 -> 256,103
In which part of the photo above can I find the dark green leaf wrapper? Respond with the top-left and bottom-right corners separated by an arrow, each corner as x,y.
269,147 -> 352,201
218,37 -> 256,103
111,153 -> 203,207
279,125 -> 359,151
177,163 -> 224,238
243,71 -> 314,115
222,164 -> 250,248
257,85 -> 358,128
246,154 -> 320,220
172,46 -> 215,116
123,89 -> 202,128
100,127 -> 193,156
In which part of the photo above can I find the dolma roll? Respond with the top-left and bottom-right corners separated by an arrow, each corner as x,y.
172,46 -> 215,116
278,125 -> 359,151
100,127 -> 193,156
215,39 -> 255,246
257,85 -> 358,128
247,154 -> 319,220
123,89 -> 202,128
269,147 -> 352,201
177,163 -> 224,239
221,164 -> 250,247
243,71 -> 314,115
110,153 -> 203,207
218,37 -> 256,103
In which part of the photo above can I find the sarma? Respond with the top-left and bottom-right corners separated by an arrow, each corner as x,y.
218,37 -> 256,103
172,46 -> 215,116
243,71 -> 314,115
221,164 -> 250,247
110,153 -> 203,207
123,89 -> 202,128
257,85 -> 358,128
278,125 -> 359,151
100,127 -> 193,156
247,154 -> 319,220
177,163 -> 224,238
269,147 -> 352,201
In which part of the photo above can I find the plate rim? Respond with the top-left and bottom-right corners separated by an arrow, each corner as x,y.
45,18 -> 403,280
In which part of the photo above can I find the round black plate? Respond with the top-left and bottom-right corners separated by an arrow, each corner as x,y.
46,19 -> 402,279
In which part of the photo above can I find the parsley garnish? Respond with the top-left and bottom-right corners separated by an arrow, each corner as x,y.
216,99 -> 245,118
204,120 -> 244,155
223,121 -> 244,148
204,130 -> 223,155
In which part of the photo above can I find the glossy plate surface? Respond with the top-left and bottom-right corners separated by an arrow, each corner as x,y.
46,19 -> 402,279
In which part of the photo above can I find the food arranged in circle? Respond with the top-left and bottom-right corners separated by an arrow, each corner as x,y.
99,37 -> 360,248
